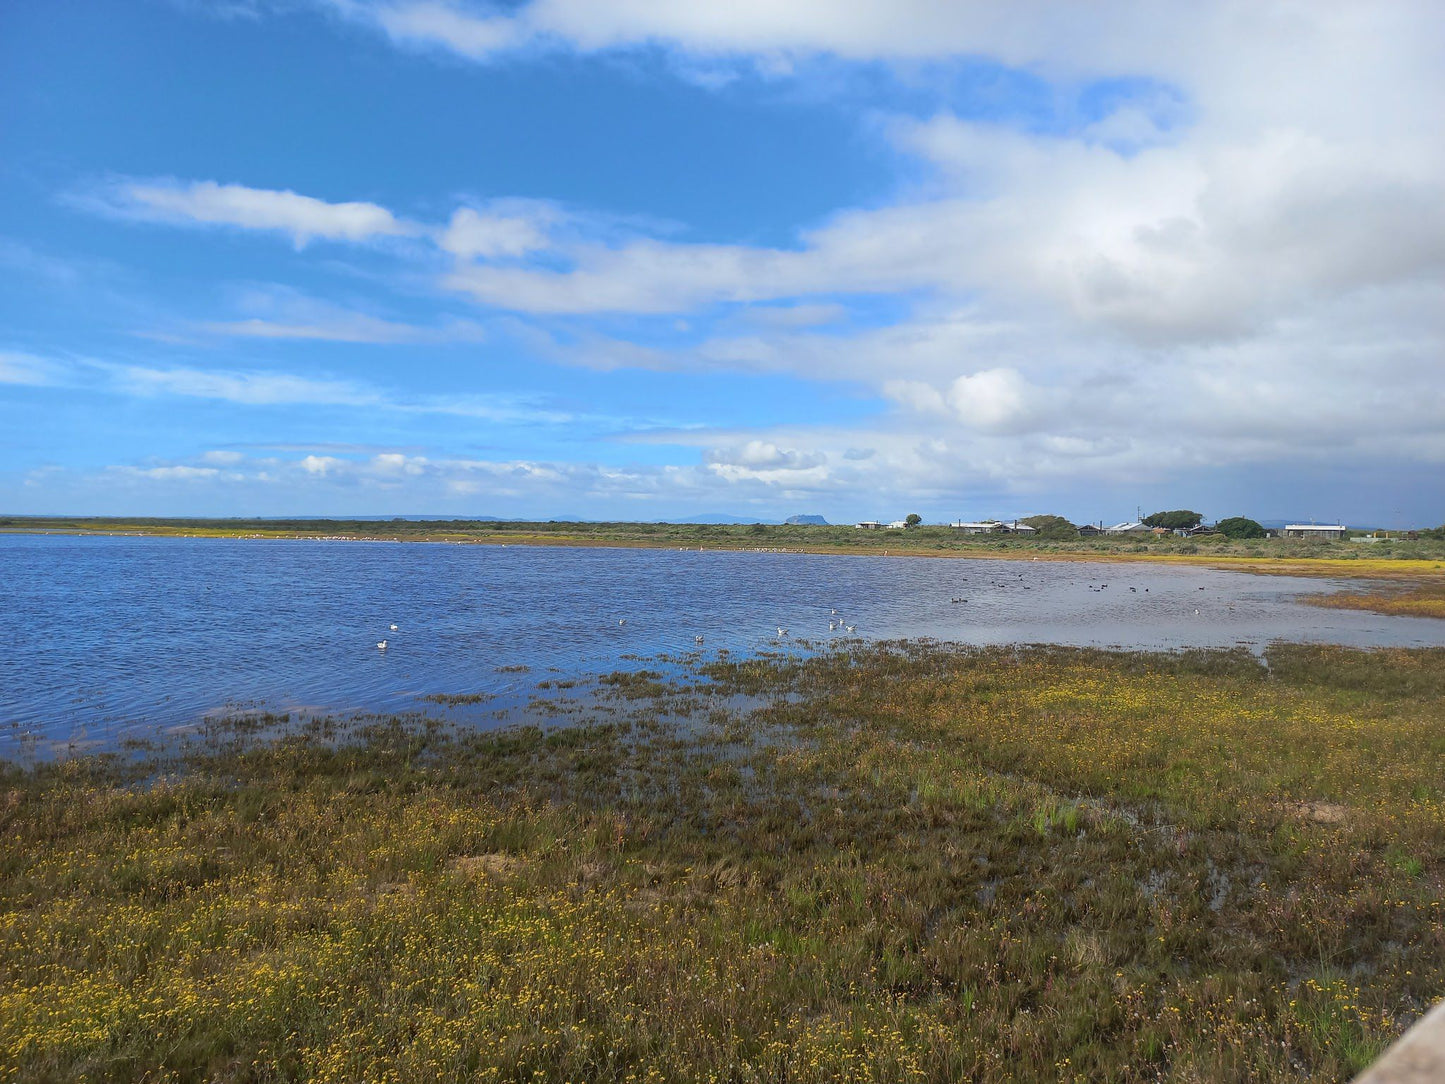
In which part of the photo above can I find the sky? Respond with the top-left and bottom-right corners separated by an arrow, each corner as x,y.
1,1 -> 1442,526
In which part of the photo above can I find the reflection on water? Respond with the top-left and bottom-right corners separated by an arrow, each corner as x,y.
3,534 -> 1444,746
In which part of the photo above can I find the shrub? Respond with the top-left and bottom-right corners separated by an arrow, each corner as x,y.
1217,516 -> 1267,539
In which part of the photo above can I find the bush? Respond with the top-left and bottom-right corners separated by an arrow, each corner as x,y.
1216,516 -> 1267,540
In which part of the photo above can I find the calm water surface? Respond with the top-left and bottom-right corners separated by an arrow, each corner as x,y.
4,534 -> 1445,747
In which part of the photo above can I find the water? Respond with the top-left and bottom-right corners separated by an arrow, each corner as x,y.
3,533 -> 1444,747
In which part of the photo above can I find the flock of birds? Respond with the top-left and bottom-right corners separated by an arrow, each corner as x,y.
373,577 -> 1219,651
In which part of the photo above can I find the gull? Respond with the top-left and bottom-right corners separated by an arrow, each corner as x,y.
694,635 -> 705,644
389,623 -> 398,631
777,627 -> 788,638
1193,609 -> 1200,615
618,619 -> 627,626
376,639 -> 388,650
844,624 -> 856,633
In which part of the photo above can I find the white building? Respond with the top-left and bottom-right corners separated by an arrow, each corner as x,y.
1283,524 -> 1348,540
951,520 -> 1037,534
855,520 -> 884,530
1102,521 -> 1150,535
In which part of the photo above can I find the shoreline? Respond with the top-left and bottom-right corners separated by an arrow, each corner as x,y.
6,522 -> 1444,617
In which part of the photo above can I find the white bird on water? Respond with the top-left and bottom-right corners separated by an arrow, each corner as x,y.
845,625 -> 856,633
376,639 -> 388,650
389,623 -> 398,631
618,619 -> 627,626
695,635 -> 705,644
777,627 -> 788,638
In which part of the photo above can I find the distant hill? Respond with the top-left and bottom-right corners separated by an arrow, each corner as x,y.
784,514 -> 829,525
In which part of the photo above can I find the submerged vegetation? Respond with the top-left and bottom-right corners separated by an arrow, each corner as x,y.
3,642 -> 1443,1081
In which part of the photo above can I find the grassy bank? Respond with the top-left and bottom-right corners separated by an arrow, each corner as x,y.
4,515 -> 1445,566
3,643 -> 1443,1082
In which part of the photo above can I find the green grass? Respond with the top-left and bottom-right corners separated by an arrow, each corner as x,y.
2,642 -> 1442,1081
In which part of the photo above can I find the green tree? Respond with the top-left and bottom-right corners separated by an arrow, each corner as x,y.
1020,514 -> 1078,541
1215,516 -> 1266,539
1142,509 -> 1203,530
904,513 -> 922,527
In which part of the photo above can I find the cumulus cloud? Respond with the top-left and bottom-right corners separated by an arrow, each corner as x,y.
704,440 -> 825,471
885,369 -> 1045,432
439,204 -> 557,260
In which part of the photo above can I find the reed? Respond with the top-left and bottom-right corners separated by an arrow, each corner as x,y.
2,642 -> 1441,1082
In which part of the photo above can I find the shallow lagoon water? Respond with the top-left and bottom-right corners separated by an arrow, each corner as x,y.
3,533 -> 1445,748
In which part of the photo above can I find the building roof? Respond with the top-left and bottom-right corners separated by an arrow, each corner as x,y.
1284,524 -> 1347,531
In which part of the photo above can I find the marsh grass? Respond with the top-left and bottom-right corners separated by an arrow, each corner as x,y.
1306,579 -> 1445,619
2,643 -> 1442,1082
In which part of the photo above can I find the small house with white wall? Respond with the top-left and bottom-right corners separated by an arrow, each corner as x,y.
1283,524 -> 1348,540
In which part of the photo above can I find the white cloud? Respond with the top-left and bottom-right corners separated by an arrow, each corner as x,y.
301,455 -> 343,475
0,351 -> 65,387
6,351 -> 597,427
108,363 -> 382,407
704,440 -> 825,472
368,0 -> 523,58
84,179 -> 413,246
439,204 -> 557,260
200,313 -> 486,344
116,465 -> 222,481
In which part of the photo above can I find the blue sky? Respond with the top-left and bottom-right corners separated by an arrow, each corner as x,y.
2,2 -> 1442,525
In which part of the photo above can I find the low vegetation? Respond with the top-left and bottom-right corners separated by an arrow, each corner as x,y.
4,642 -> 1443,1082
5,514 -> 1445,567
1308,579 -> 1445,620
